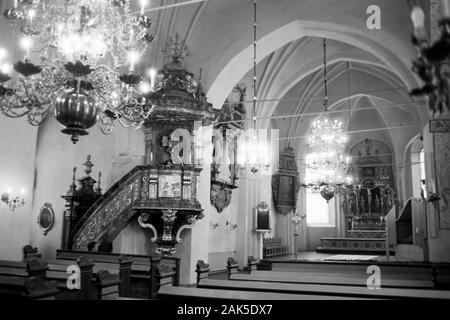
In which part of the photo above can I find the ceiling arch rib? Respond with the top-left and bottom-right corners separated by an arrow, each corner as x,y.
286,61 -> 354,142
349,68 -> 419,120
258,38 -> 312,105
206,20 -> 420,125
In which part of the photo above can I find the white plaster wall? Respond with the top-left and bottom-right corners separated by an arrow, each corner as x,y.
0,117 -> 37,261
207,187 -> 239,271
28,117 -> 144,259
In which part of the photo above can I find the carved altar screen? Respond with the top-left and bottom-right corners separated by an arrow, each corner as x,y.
343,139 -> 397,236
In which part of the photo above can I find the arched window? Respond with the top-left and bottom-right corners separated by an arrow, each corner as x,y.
419,148 -> 427,198
305,169 -> 336,227
419,149 -> 426,181
410,139 -> 425,198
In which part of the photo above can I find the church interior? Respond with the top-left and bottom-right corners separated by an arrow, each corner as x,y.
1,0 -> 450,301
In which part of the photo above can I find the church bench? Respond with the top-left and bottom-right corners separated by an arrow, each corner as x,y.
230,271 -> 435,289
246,256 -> 259,273
263,237 -> 288,258
44,258 -> 122,300
50,254 -> 131,297
56,249 -> 180,299
158,285 -> 368,300
0,275 -> 59,300
197,278 -> 450,300
22,245 -> 42,261
0,258 -> 119,300
258,260 -> 450,288
0,260 -> 59,300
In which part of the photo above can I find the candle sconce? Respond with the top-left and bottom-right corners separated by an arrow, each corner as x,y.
226,220 -> 238,231
1,188 -> 25,211
426,181 -> 441,204
210,222 -> 219,230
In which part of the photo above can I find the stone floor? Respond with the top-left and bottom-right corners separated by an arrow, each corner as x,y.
270,251 -> 397,262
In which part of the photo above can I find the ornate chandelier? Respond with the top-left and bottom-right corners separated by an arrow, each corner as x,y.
0,0 -> 155,143
304,39 -> 353,200
236,0 -> 272,175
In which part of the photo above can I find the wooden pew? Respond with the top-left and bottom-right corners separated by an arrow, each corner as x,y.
226,257 -> 239,279
23,245 -> 42,261
57,249 -> 180,299
230,270 -> 434,289
196,260 -> 210,284
197,278 -> 450,300
257,259 -> 450,288
45,257 -> 121,300
263,237 -> 288,258
0,257 -> 119,300
246,256 -> 259,273
157,285 -> 368,300
51,253 -> 131,297
0,260 -> 59,300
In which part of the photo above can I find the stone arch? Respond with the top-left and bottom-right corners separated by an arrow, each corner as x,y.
206,20 -> 419,127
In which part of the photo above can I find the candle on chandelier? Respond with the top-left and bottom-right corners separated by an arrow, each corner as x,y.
139,81 -> 152,94
0,62 -> 13,75
19,36 -> 33,60
139,0 -> 149,15
13,0 -> 18,8
147,67 -> 157,91
411,7 -> 426,39
27,9 -> 36,23
441,0 -> 450,19
127,51 -> 140,73
0,47 -> 7,61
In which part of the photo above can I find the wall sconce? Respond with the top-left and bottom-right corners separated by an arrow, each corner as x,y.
1,188 -> 26,211
425,181 -> 441,204
210,222 -> 219,230
226,220 -> 238,231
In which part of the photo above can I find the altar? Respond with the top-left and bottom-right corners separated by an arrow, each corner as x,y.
318,139 -> 397,254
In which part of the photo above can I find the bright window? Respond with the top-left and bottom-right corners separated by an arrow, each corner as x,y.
306,189 -> 335,227
419,149 -> 426,181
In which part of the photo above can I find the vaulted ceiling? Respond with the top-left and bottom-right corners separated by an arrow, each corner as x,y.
0,0 -> 428,163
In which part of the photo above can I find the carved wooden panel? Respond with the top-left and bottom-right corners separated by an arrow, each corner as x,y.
435,131 -> 450,229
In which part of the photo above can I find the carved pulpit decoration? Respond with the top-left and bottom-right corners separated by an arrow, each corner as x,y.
135,35 -> 215,255
70,36 -> 214,255
61,155 -> 103,250
429,118 -> 450,229
271,147 -> 300,214
210,83 -> 246,213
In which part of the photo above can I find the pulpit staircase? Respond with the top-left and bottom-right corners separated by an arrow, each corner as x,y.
67,164 -> 204,255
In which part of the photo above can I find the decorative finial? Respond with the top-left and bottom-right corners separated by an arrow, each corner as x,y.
83,155 -> 94,176
96,171 -> 102,195
162,33 -> 191,65
71,167 -> 77,187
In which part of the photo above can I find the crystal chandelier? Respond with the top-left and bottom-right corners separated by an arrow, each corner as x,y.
0,0 -> 155,143
304,39 -> 353,200
236,0 -> 272,175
